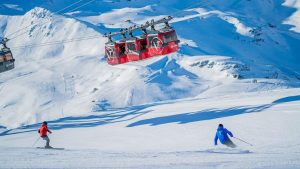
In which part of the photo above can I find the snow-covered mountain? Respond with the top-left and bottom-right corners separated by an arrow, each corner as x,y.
0,1 -> 300,168
1,0 -> 299,128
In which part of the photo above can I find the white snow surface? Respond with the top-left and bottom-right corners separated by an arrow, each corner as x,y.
283,0 -> 300,33
0,0 -> 300,168
1,88 -> 300,168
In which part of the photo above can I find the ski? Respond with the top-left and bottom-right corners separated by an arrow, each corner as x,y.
36,147 -> 65,150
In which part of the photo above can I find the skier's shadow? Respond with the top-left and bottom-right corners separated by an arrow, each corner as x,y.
127,95 -> 300,127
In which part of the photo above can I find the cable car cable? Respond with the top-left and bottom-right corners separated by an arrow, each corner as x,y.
6,0 -> 91,39
8,0 -> 98,50
170,0 -> 214,17
8,0 -> 208,41
9,1 -> 211,50
10,35 -> 102,50
66,0 -> 97,14
6,0 -> 87,38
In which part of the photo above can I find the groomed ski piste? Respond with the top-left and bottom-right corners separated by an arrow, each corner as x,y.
1,0 -> 300,168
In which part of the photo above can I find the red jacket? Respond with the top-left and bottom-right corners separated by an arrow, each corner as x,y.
39,124 -> 51,137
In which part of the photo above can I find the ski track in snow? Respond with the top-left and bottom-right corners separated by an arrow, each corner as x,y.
0,146 -> 299,169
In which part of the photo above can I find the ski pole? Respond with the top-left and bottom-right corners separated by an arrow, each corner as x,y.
233,136 -> 253,146
32,136 -> 40,147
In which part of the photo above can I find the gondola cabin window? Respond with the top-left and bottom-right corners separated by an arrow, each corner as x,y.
148,35 -> 160,48
118,44 -> 126,57
140,39 -> 147,51
162,31 -> 178,43
126,42 -> 136,53
105,46 -> 116,58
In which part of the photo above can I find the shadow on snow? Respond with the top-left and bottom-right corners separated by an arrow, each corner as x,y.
0,104 -> 154,136
1,95 -> 299,136
127,95 -> 300,127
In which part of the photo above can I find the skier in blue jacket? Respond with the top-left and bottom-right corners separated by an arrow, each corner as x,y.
214,124 -> 236,148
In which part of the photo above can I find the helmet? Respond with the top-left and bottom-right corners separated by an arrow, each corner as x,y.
218,124 -> 223,128
42,121 -> 47,125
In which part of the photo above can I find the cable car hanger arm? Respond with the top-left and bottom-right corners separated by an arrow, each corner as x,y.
103,16 -> 174,39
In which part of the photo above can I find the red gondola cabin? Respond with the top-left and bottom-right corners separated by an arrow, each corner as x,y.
104,16 -> 180,65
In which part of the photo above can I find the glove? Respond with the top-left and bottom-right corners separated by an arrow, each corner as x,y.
38,129 -> 40,133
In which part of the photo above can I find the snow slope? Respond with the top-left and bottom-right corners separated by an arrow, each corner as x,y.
0,0 -> 300,168
1,88 -> 300,168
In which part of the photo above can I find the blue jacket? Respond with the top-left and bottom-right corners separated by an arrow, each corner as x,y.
214,127 -> 233,145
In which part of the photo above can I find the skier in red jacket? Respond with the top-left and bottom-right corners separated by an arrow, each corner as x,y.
38,121 -> 52,148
